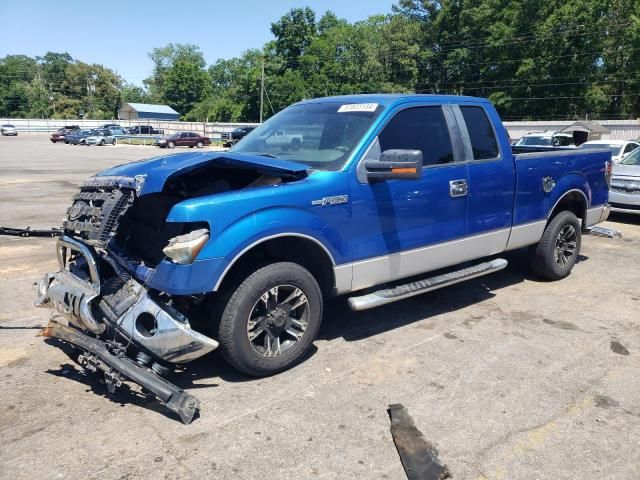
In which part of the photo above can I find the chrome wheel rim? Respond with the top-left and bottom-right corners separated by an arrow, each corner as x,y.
554,225 -> 577,267
246,284 -> 309,358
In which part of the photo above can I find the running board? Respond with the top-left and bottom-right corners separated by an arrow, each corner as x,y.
348,258 -> 508,311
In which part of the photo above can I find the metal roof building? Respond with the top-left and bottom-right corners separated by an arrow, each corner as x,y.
118,103 -> 180,121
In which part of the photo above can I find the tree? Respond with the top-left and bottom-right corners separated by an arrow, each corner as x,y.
162,60 -> 211,115
271,7 -> 317,69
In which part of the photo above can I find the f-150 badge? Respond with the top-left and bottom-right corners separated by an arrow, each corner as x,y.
311,195 -> 348,206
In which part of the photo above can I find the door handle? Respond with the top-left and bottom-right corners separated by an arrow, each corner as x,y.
449,179 -> 468,198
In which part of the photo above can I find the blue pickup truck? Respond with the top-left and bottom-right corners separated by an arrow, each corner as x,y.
37,95 -> 611,421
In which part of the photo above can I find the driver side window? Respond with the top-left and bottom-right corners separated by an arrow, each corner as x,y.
378,106 -> 454,166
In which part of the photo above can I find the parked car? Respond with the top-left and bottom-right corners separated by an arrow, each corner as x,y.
514,131 -> 575,147
106,127 -> 126,136
37,94 -> 612,423
264,129 -> 304,150
1,124 -> 17,136
578,140 -> 640,163
67,129 -> 94,145
86,129 -> 117,146
100,123 -> 120,129
609,147 -> 640,214
127,125 -> 164,135
222,126 -> 256,147
155,131 -> 210,148
50,126 -> 80,143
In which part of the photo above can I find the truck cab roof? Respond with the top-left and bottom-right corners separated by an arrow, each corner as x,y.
294,93 -> 490,107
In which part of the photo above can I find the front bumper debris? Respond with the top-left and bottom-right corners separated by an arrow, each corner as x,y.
35,236 -> 218,363
41,320 -> 200,424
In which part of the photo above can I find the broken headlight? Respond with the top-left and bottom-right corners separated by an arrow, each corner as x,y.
163,229 -> 209,264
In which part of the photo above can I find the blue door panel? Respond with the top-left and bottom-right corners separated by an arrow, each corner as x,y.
350,164 -> 469,261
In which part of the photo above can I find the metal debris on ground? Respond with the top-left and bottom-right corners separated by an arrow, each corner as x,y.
0,226 -> 62,237
41,320 -> 201,424
388,403 -> 451,480
586,226 -> 622,238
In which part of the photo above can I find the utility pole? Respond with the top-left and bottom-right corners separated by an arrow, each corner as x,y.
260,59 -> 265,124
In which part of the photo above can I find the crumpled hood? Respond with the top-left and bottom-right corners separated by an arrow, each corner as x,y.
612,164 -> 640,178
95,151 -> 309,195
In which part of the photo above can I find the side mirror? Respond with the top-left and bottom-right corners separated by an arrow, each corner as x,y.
365,149 -> 423,180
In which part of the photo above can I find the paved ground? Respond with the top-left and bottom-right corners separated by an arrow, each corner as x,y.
0,135 -> 638,480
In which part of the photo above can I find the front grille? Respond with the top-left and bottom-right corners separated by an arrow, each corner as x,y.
611,202 -> 640,211
63,178 -> 136,248
611,178 -> 640,194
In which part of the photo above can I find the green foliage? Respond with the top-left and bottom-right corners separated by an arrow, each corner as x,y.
0,51 -> 125,119
2,3 -> 639,121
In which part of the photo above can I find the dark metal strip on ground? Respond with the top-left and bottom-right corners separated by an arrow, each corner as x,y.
0,226 -> 62,237
388,403 -> 451,480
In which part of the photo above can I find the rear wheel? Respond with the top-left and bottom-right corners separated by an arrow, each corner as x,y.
529,211 -> 582,280
216,262 -> 323,376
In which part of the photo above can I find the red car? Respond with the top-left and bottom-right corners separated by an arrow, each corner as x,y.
155,132 -> 210,148
50,126 -> 80,143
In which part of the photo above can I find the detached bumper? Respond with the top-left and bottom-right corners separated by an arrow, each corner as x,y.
36,236 -> 218,364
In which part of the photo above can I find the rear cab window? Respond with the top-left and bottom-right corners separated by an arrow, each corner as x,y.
378,106 -> 454,166
460,106 -> 499,160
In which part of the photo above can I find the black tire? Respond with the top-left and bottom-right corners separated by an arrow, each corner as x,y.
196,141 -> 203,148
530,211 -> 582,280
167,141 -> 175,149
112,138 -> 116,145
100,139 -> 105,146
217,262 -> 323,376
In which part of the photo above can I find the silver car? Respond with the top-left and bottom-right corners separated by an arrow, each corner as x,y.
86,129 -> 117,146
610,148 -> 640,214
1,124 -> 17,136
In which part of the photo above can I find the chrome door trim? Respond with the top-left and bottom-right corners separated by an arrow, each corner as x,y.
449,179 -> 468,198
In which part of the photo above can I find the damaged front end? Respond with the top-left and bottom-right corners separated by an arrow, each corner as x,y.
35,153 -> 309,422
35,176 -> 218,424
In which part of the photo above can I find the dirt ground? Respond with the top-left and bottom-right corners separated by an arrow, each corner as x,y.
0,135 -> 638,479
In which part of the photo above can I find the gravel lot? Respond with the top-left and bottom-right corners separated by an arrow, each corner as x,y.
1,135 -> 639,480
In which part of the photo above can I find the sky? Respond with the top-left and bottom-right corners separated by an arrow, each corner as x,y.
0,0 -> 396,86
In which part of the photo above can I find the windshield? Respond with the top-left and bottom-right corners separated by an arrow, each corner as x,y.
516,136 -> 552,146
620,148 -> 640,166
579,143 -> 622,156
231,102 -> 383,171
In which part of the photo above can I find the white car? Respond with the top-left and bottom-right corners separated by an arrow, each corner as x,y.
609,148 -> 640,214
578,140 -> 640,163
514,131 -> 575,147
1,124 -> 17,136
86,129 -> 117,146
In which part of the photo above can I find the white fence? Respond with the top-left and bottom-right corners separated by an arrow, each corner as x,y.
0,118 -> 260,141
4,117 -> 640,142
503,119 -> 640,141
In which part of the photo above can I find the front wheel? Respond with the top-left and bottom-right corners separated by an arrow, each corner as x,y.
167,141 -> 175,149
112,138 -> 116,145
216,262 -> 323,376
529,211 -> 582,280
99,139 -> 105,146
196,141 -> 203,148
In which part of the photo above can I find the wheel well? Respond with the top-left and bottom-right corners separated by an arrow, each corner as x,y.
548,191 -> 587,224
216,236 -> 335,295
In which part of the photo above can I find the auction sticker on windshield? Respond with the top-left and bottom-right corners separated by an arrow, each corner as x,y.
338,103 -> 378,113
